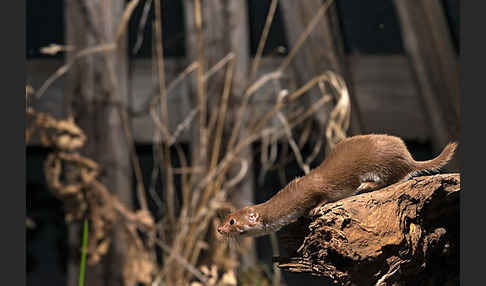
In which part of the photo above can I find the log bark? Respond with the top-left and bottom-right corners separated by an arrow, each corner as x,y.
274,173 -> 460,286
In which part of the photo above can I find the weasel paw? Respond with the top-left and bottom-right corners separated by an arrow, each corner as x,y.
308,207 -> 321,217
357,182 -> 379,194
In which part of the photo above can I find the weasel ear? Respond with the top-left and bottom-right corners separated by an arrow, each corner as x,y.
216,203 -> 236,219
216,205 -> 235,219
247,211 -> 259,223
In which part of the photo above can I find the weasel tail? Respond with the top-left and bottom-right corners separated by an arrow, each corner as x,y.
412,142 -> 458,173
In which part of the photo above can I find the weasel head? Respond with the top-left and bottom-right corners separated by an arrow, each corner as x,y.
217,206 -> 265,238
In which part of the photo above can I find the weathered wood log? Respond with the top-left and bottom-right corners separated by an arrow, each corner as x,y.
274,173 -> 460,286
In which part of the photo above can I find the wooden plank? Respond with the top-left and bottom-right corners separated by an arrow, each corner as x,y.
279,0 -> 364,135
183,0 -> 256,204
26,60 -> 67,119
393,0 -> 460,170
27,58 -> 193,144
183,0 -> 257,268
64,0 -> 132,285
28,55 -> 432,145
421,0 -> 460,114
348,55 -> 429,141
129,59 -> 193,143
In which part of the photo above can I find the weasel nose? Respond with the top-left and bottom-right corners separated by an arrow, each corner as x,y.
217,225 -> 226,234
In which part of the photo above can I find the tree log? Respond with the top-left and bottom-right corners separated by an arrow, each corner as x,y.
274,173 -> 460,286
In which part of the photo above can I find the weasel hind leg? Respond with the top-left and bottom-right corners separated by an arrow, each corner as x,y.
357,172 -> 385,194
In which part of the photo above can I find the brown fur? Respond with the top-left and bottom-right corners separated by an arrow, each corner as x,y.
218,134 -> 457,238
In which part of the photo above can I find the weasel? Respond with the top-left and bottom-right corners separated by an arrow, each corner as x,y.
217,134 -> 457,238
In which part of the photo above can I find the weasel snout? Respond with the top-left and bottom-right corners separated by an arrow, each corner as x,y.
217,223 -> 231,235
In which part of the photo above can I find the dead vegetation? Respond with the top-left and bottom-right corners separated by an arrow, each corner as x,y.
26,0 -> 352,285
27,108 -> 155,282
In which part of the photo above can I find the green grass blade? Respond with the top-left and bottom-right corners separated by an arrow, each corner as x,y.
78,219 -> 89,286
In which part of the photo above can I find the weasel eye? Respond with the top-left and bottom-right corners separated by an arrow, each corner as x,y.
229,218 -> 235,225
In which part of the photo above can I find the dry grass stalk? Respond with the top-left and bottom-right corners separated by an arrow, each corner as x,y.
201,58 -> 235,220
29,0 -> 353,284
160,69 -> 348,284
33,0 -> 151,216
147,54 -> 233,115
249,0 -> 279,79
154,0 -> 176,229
27,108 -> 156,284
40,43 -> 74,55
194,0 -> 208,171
155,239 -> 209,284
278,0 -> 335,72
116,0 -> 141,44
132,0 -> 153,54
269,232 -> 281,286
325,75 -> 351,149
34,43 -> 117,99
30,2 -> 157,284
277,111 -> 310,175
65,0 -> 151,214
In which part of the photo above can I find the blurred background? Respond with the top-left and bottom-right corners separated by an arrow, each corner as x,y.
26,0 -> 459,285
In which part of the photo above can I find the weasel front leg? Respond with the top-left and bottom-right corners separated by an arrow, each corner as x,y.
357,172 -> 385,194
308,200 -> 328,217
